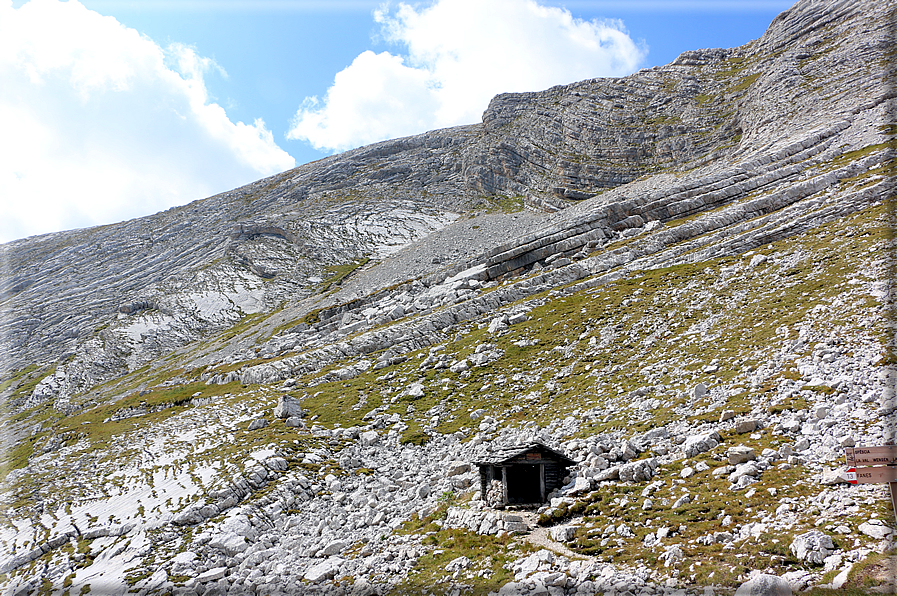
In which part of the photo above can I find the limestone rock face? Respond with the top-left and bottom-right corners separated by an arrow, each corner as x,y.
1,0 -> 890,417
0,1 -> 894,594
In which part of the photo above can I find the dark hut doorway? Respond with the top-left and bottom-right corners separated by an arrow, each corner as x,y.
505,464 -> 541,504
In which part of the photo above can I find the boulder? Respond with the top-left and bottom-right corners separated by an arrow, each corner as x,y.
488,316 -> 509,334
449,359 -> 470,373
735,573 -> 792,596
350,578 -> 377,596
659,545 -> 684,567
208,532 -> 249,556
219,515 -> 257,540
858,520 -> 893,540
172,506 -> 206,526
728,445 -> 756,464
445,556 -> 471,572
406,383 -> 426,398
360,430 -> 380,447
790,530 -> 834,564
619,440 -> 639,461
618,458 -> 658,482
195,567 -> 228,583
812,405 -> 829,420
782,571 -> 813,591
274,395 -> 304,419
593,466 -> 620,482
446,461 -> 471,476
565,476 -> 592,495
550,526 -> 576,542
266,456 -> 288,472
319,540 -> 347,557
728,462 -> 760,483
507,312 -> 528,325
247,418 -> 268,431
304,559 -> 342,583
683,432 -> 721,458
839,435 -> 855,447
672,494 -> 692,508
748,254 -> 769,268
735,419 -> 758,433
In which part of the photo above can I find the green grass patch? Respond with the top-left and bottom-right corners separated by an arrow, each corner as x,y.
53,381 -> 243,448
394,526 -> 531,595
768,396 -> 810,415
481,195 -> 525,214
321,257 -> 371,291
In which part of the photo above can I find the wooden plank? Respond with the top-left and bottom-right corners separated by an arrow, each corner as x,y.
891,482 -> 897,527
845,445 -> 897,465
501,466 -> 509,505
853,465 -> 897,484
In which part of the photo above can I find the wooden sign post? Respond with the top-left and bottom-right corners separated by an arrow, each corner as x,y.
845,446 -> 897,526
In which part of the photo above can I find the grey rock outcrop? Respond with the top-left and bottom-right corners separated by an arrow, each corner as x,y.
0,0 -> 893,594
2,0 -> 892,416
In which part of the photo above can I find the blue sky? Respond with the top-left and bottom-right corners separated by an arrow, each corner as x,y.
1,0 -> 791,242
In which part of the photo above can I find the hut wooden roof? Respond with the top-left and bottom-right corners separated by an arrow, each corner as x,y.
474,442 -> 575,466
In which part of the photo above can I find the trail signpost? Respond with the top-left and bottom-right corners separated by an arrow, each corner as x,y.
845,445 -> 897,466
845,445 -> 897,525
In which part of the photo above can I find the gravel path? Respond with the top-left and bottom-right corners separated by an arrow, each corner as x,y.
517,512 -> 584,560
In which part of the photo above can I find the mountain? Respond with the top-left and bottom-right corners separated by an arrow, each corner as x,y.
1,0 -> 895,594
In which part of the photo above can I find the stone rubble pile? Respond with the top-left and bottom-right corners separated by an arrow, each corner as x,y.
442,506 -> 529,535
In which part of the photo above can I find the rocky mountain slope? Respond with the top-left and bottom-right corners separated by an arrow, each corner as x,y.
0,0 -> 895,594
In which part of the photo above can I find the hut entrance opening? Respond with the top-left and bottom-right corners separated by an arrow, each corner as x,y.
506,464 -> 541,504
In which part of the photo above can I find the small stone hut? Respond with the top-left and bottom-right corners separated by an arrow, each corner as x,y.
475,442 -> 575,506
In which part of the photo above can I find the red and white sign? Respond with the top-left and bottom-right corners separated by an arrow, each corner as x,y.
853,466 -> 897,484
845,446 -> 897,524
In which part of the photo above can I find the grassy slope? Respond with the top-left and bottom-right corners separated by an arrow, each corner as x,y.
2,192 -> 893,592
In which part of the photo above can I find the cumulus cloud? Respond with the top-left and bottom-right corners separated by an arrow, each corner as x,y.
288,0 -> 646,152
0,0 -> 295,243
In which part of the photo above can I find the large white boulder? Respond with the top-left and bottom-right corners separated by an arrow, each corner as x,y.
727,445 -> 756,465
319,540 -> 347,557
208,532 -> 248,556
735,573 -> 792,596
304,558 -> 342,583
683,432 -> 721,458
789,530 -> 834,564
858,520 -> 893,540
274,394 -> 304,418
360,430 -> 379,446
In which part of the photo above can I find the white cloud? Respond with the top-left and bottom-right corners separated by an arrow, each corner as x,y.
0,0 -> 295,243
287,0 -> 646,152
